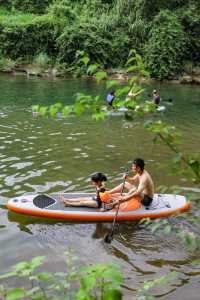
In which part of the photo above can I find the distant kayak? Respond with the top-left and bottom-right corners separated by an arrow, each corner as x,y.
7,193 -> 190,222
105,104 -> 166,116
156,105 -> 166,112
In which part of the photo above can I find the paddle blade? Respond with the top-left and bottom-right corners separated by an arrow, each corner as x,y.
104,231 -> 113,243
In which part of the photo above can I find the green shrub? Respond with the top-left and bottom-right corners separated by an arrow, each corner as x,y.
47,0 -> 76,21
0,56 -> 16,71
4,0 -> 53,14
0,14 -> 59,60
33,52 -> 51,69
0,253 -> 123,300
180,5 -> 200,63
57,19 -> 130,68
144,10 -> 185,79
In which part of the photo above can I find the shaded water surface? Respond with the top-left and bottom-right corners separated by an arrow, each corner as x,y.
0,74 -> 200,299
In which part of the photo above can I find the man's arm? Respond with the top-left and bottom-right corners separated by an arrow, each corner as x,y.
119,179 -> 145,203
125,174 -> 139,185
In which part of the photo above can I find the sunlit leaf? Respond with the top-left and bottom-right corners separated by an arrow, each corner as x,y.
37,272 -> 54,282
39,106 -> 48,116
62,105 -> 73,117
13,262 -> 30,273
31,256 -> 45,269
80,274 -> 96,291
0,271 -> 17,280
87,64 -> 99,75
106,80 -> 120,89
6,288 -> 26,300
31,105 -> 39,112
81,56 -> 89,66
95,71 -> 107,83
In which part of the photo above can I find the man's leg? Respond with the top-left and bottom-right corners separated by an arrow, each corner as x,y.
109,182 -> 134,194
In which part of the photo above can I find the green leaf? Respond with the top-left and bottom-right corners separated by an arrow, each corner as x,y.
102,266 -> 123,285
14,262 -> 30,273
129,76 -> 139,84
0,271 -> 17,280
102,289 -> 122,300
87,64 -> 99,75
115,86 -> 130,97
50,105 -> 59,117
81,56 -> 89,66
39,106 -> 48,116
81,274 -> 96,291
106,80 -> 120,89
164,225 -> 172,234
74,102 -> 86,116
95,71 -> 107,83
6,288 -> 26,300
151,222 -> 162,233
37,272 -> 54,282
31,256 -> 45,269
62,105 -> 73,117
126,65 -> 138,73
53,102 -> 62,109
76,50 -> 84,58
31,105 -> 39,112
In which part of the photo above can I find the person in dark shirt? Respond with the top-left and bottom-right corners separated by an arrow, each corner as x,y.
152,90 -> 161,106
106,90 -> 115,106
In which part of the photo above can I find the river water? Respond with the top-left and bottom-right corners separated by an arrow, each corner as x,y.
0,73 -> 200,299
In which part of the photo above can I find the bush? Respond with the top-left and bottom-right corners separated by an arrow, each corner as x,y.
0,14 -> 59,60
144,10 -> 185,79
33,52 -> 51,69
0,56 -> 16,71
57,18 -> 130,68
180,5 -> 200,63
47,0 -> 76,21
3,0 -> 53,14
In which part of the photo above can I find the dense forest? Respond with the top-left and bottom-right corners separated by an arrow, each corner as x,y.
0,0 -> 200,79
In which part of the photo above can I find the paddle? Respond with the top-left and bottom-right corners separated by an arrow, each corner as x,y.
104,177 -> 126,243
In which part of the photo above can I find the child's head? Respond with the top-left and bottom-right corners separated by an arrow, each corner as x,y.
110,89 -> 115,95
91,172 -> 107,187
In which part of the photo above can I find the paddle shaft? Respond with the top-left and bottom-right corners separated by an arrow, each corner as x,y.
109,178 -> 126,236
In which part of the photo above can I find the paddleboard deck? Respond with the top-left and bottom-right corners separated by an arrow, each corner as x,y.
7,193 -> 190,222
156,105 -> 166,112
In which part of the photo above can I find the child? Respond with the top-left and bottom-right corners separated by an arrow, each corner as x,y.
60,172 -> 116,209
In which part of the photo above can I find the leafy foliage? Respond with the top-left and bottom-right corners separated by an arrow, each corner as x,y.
144,10 -> 185,79
0,14 -> 58,60
180,4 -> 200,63
0,0 -> 199,77
0,251 -> 123,300
2,0 -> 53,14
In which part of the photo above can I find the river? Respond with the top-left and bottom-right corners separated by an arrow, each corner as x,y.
0,73 -> 200,299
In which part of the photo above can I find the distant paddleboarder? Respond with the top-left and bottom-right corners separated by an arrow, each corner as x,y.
106,90 -> 115,107
152,89 -> 161,106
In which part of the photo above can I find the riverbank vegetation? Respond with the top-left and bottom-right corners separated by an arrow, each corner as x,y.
0,0 -> 200,80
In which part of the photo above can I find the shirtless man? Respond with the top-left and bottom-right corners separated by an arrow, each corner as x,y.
109,158 -> 154,207
126,88 -> 143,101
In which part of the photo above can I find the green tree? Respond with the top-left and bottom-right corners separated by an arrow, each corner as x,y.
144,10 -> 185,79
